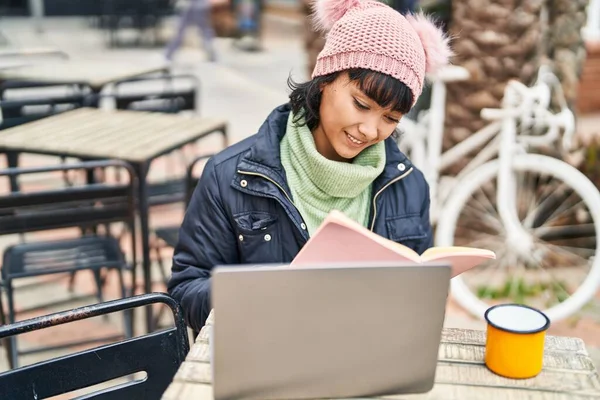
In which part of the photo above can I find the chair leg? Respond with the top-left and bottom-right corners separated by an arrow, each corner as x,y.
117,268 -> 133,339
0,287 -> 6,326
154,241 -> 169,286
93,269 -> 109,321
0,287 -> 9,355
68,271 -> 77,293
6,281 -> 19,369
93,269 -> 105,304
6,151 -> 20,192
60,156 -> 74,186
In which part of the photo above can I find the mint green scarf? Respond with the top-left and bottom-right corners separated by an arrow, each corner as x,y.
280,112 -> 386,235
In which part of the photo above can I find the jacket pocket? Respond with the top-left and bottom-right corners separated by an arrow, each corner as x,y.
385,214 -> 428,251
233,211 -> 280,264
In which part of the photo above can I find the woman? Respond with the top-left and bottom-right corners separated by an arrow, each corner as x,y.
169,0 -> 452,331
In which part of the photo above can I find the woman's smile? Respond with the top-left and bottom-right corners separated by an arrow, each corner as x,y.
345,131 -> 367,148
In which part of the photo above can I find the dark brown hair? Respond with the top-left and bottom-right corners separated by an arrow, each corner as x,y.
287,68 -> 413,131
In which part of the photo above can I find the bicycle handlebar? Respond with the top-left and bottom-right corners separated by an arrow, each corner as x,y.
481,102 -> 575,150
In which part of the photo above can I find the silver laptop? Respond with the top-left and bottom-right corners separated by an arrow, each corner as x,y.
211,262 -> 451,400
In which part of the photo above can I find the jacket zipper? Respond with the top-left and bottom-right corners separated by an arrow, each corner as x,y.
237,169 -> 307,237
237,170 -> 294,204
369,167 -> 414,231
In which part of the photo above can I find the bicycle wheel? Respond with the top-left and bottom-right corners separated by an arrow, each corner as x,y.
436,154 -> 600,322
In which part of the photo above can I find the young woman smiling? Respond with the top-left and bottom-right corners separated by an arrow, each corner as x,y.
169,0 -> 452,331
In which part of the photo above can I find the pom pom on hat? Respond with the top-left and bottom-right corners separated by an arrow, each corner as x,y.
406,13 -> 453,75
312,0 -> 361,32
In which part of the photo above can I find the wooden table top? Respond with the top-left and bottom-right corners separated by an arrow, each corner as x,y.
0,108 -> 226,163
0,59 -> 168,89
0,47 -> 66,58
162,311 -> 600,400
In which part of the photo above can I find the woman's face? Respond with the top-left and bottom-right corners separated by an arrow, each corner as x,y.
313,72 -> 403,162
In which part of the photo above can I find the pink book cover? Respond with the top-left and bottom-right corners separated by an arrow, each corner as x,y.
291,210 -> 496,278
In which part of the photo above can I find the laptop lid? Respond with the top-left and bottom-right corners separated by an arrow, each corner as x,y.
211,262 -> 451,400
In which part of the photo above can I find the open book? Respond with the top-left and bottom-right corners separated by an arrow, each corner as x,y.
291,210 -> 496,278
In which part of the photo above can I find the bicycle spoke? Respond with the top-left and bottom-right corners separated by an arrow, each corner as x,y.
534,223 -> 596,241
464,248 -> 509,296
523,180 -> 569,228
544,198 -> 585,229
522,170 -> 539,222
522,173 -> 552,226
473,184 -> 500,218
533,172 -> 557,206
534,254 -> 578,306
541,189 -> 580,225
454,222 -> 502,243
533,239 -> 593,266
460,202 -> 504,233
458,233 -> 504,247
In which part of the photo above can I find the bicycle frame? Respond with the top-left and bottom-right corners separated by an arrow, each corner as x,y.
399,65 -> 574,226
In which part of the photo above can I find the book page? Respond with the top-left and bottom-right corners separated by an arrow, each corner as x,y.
422,247 -> 496,278
422,246 -> 496,259
292,210 -> 496,277
292,211 -> 422,265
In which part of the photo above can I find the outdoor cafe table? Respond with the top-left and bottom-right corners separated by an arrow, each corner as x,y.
0,59 -> 169,93
0,47 -> 69,70
0,107 -> 228,332
162,311 -> 600,400
0,47 -> 67,59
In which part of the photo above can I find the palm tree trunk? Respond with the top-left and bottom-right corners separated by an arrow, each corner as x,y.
545,0 -> 589,111
443,0 -> 588,173
443,0 -> 544,172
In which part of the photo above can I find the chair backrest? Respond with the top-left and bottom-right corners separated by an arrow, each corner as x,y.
0,293 -> 190,400
0,160 -> 137,236
147,153 -> 212,208
102,0 -> 174,17
185,154 -> 213,206
109,74 -> 199,114
0,81 -> 93,129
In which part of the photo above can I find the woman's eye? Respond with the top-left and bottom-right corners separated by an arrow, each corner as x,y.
387,116 -> 400,123
353,99 -> 369,110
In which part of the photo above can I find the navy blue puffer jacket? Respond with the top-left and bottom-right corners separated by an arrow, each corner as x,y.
168,104 -> 433,331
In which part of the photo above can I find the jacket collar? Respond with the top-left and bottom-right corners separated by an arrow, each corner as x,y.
237,103 -> 414,192
373,134 -> 414,195
236,104 -> 292,191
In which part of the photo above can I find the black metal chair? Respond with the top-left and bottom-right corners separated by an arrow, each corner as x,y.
0,293 -> 190,400
100,73 -> 200,117
116,74 -> 199,114
0,80 -> 93,130
148,154 -> 210,332
0,80 -> 95,192
0,160 -> 138,369
151,154 -> 212,282
101,0 -> 175,47
96,73 -> 206,210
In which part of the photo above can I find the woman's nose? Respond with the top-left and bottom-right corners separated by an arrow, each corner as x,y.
358,119 -> 379,141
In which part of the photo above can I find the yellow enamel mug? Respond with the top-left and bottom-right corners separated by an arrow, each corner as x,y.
484,304 -> 550,379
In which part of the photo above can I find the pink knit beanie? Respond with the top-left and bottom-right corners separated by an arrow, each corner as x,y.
311,0 -> 452,105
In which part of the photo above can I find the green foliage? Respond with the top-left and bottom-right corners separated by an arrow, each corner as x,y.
477,278 -> 569,306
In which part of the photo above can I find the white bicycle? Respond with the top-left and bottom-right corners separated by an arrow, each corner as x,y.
399,65 -> 600,322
